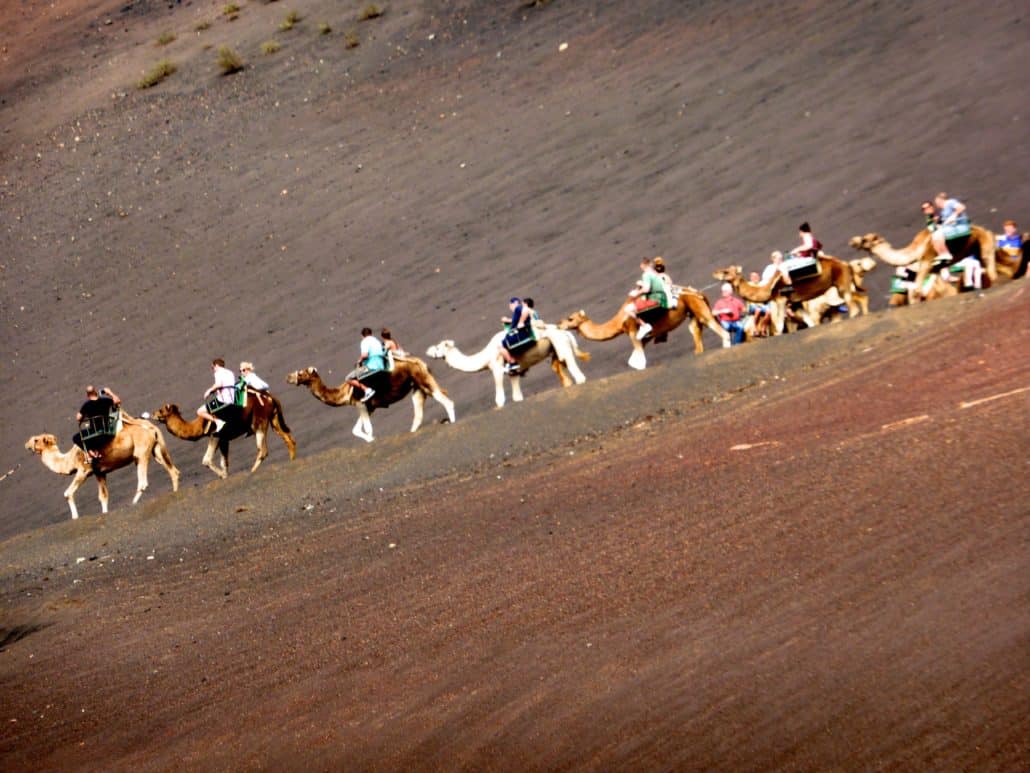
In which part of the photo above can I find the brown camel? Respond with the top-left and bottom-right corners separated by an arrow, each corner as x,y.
848,225 -> 997,289
287,358 -> 455,443
25,415 -> 180,519
713,256 -> 857,334
795,257 -> 878,326
558,286 -> 731,370
152,392 -> 296,479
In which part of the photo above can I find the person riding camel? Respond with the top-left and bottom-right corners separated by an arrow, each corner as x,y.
625,257 -> 668,340
239,361 -> 270,405
653,257 -> 675,305
346,328 -> 387,403
790,222 -> 823,258
931,191 -> 970,262
921,200 -> 942,232
73,385 -> 122,465
761,250 -> 792,287
381,328 -> 407,362
197,358 -> 237,433
499,297 -> 533,374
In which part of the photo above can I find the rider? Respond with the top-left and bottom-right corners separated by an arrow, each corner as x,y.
931,191 -> 970,262
921,200 -> 942,232
380,328 -> 407,360
499,297 -> 533,374
761,250 -> 792,287
346,328 -> 386,403
712,283 -> 747,345
197,358 -> 236,433
73,385 -> 122,460
653,257 -> 675,305
998,219 -> 1022,259
790,222 -> 822,258
239,361 -> 270,405
625,257 -> 667,340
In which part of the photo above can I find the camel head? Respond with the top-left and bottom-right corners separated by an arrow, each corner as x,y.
425,340 -> 455,359
286,367 -> 319,386
712,265 -> 743,282
25,434 -> 59,454
557,310 -> 588,330
849,233 -> 884,252
152,404 -> 180,423
849,256 -> 877,277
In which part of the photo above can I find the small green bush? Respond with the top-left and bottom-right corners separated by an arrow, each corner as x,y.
357,4 -> 384,21
261,40 -> 281,54
343,29 -> 360,48
223,3 -> 240,15
280,9 -> 301,30
156,31 -> 176,45
195,19 -> 211,31
318,22 -> 331,35
217,45 -> 245,74
137,60 -> 177,89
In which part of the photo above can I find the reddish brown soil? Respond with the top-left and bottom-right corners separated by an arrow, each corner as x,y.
1,0 -> 1029,768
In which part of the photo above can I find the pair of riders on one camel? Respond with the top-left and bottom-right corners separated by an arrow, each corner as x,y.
499,296 -> 543,374
624,256 -> 676,340
346,327 -> 406,402
73,385 -> 123,469
196,357 -> 271,433
917,192 -> 984,291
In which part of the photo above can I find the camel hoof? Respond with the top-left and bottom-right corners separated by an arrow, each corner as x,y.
628,351 -> 647,370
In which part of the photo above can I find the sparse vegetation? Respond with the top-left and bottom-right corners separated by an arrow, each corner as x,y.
261,40 -> 281,54
195,19 -> 212,31
223,3 -> 240,17
137,60 -> 177,89
318,22 -> 332,35
217,45 -> 245,74
343,29 -> 360,48
357,4 -> 384,21
156,31 -> 176,46
280,10 -> 301,30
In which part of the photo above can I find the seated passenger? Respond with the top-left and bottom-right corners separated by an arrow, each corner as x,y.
73,385 -> 121,461
239,361 -> 270,405
998,219 -> 1022,258
790,221 -> 823,258
197,358 -> 237,432
624,257 -> 668,340
931,191 -> 970,261
522,298 -> 544,329
499,297 -> 533,374
761,250 -> 792,287
712,283 -> 747,345
381,328 -> 407,364
653,257 -> 676,306
921,200 -> 942,232
346,328 -> 386,403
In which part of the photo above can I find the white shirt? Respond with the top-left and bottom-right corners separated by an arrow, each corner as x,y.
212,365 -> 236,404
761,263 -> 782,284
242,372 -> 270,391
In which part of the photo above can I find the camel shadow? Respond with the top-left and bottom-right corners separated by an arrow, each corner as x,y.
0,622 -> 52,651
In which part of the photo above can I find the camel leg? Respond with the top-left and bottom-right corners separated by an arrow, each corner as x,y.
63,469 -> 89,519
410,391 -> 426,433
770,299 -> 787,335
563,352 -> 587,384
250,427 -> 269,473
152,440 -> 181,492
432,390 -> 456,423
686,318 -> 703,354
490,362 -> 506,408
352,406 -> 374,442
550,357 -> 574,387
132,456 -> 149,505
627,340 -> 647,370
271,413 -> 297,461
510,373 -> 525,402
97,474 -> 111,513
202,436 -> 228,479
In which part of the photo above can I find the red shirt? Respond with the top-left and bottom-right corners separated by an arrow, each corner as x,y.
712,295 -> 746,322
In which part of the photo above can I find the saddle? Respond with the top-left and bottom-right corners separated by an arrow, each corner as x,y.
503,326 -> 536,352
783,255 -> 820,282
78,406 -> 122,449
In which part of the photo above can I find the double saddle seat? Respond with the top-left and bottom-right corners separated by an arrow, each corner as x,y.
77,405 -> 123,450
205,381 -> 252,433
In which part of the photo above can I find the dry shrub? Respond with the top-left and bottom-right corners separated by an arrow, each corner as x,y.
137,60 -> 176,89
156,31 -> 176,45
223,3 -> 240,15
357,4 -> 384,21
343,29 -> 360,48
318,22 -> 331,35
217,45 -> 245,74
280,9 -> 301,30
195,20 -> 212,31
261,40 -> 281,54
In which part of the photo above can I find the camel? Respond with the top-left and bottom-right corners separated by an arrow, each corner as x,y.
25,415 -> 180,519
713,256 -> 857,334
559,286 -> 731,370
848,226 -> 997,289
152,391 -> 296,479
797,257 -> 878,325
426,326 -> 589,408
287,357 -> 455,443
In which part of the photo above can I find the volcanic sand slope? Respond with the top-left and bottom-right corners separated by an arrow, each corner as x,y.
1,0 -> 1028,536
0,282 -> 1028,769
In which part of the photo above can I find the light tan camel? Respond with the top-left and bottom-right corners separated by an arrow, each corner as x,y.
25,415 -> 180,519
287,357 -> 455,442
848,226 -> 997,288
152,392 -> 296,479
797,257 -> 878,324
559,286 -> 731,370
426,326 -> 588,408
713,256 -> 857,333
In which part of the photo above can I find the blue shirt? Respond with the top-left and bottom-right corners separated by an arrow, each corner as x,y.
998,232 -> 1022,252
360,336 -> 386,371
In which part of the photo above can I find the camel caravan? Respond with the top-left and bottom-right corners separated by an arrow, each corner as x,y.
26,199 -> 1025,520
